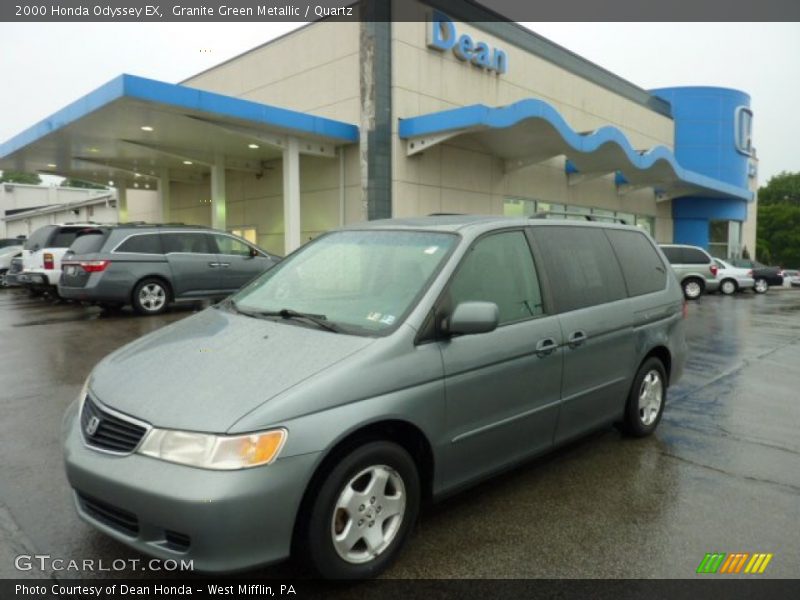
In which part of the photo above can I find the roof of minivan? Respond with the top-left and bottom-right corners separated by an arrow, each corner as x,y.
345,214 -> 639,233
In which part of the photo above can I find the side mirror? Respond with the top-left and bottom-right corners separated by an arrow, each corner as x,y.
447,301 -> 499,336
248,247 -> 259,258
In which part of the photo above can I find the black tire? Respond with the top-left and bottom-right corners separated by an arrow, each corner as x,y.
28,288 -> 44,298
620,357 -> 667,437
131,278 -> 170,315
0,269 -> 7,288
720,279 -> 738,295
300,441 -> 420,579
682,277 -> 705,300
753,277 -> 768,294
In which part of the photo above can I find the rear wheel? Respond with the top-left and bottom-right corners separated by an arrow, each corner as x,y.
753,278 -> 768,294
682,278 -> 704,300
300,441 -> 420,579
621,357 -> 667,437
132,278 -> 170,315
720,279 -> 737,295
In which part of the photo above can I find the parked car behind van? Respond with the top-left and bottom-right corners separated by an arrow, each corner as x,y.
714,259 -> 755,295
63,216 -> 687,578
658,244 -> 720,299
58,224 -> 280,315
731,258 -> 783,293
0,242 -> 24,287
19,223 -> 103,296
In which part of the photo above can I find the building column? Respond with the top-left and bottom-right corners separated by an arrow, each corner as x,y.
211,153 -> 227,231
158,169 -> 171,223
283,137 -> 301,254
116,186 -> 128,223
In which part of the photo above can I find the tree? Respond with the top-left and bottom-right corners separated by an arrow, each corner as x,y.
758,171 -> 800,206
60,178 -> 107,190
0,170 -> 41,185
757,172 -> 800,267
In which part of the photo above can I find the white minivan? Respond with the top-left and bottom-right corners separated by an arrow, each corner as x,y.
19,223 -> 102,296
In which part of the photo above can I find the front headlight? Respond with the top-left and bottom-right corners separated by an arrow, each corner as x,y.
138,428 -> 287,470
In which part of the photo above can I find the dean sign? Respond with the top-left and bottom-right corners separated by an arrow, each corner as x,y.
427,11 -> 508,75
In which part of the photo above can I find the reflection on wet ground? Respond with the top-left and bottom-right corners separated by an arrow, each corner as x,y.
0,287 -> 798,578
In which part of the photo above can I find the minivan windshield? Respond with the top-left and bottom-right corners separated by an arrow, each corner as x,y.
231,229 -> 458,335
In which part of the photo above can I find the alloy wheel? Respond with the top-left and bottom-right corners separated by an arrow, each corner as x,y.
139,283 -> 166,312
684,281 -> 702,299
331,465 -> 406,564
638,370 -> 663,426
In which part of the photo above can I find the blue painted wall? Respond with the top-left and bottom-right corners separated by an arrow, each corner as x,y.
651,86 -> 752,249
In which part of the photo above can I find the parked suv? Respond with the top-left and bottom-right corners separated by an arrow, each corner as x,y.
64,216 -> 687,577
659,244 -> 720,299
19,223 -> 102,296
58,224 -> 280,315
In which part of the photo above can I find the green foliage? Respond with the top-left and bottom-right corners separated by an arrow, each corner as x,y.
0,170 -> 42,185
60,178 -> 107,190
758,171 -> 800,206
757,199 -> 800,268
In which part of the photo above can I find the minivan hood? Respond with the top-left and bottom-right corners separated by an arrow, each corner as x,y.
89,308 -> 375,432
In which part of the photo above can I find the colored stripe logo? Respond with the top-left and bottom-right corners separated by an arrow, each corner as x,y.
697,552 -> 773,574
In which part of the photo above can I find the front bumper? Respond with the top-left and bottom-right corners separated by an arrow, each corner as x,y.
63,403 -> 320,573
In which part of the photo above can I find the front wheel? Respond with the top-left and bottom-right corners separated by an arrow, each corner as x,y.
720,279 -> 737,295
753,278 -> 768,294
132,278 -> 170,315
301,441 -> 420,579
620,357 -> 667,437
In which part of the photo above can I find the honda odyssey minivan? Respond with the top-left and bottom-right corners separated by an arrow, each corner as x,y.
63,216 -> 687,578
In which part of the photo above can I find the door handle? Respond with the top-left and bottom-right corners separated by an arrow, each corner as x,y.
567,330 -> 587,348
535,337 -> 557,358
208,262 -> 220,268
218,262 -> 231,268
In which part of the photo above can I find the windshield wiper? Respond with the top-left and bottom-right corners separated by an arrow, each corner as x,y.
259,309 -> 342,333
230,302 -> 341,333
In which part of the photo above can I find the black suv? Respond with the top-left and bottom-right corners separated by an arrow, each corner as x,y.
58,224 -> 280,315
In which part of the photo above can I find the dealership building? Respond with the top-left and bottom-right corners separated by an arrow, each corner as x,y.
0,1 -> 757,258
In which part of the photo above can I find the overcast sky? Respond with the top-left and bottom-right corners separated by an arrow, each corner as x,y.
0,22 -> 798,184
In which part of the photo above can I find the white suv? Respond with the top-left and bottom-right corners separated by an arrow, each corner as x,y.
19,223 -> 104,296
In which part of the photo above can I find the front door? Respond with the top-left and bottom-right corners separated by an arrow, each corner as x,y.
437,230 -> 562,493
211,233 -> 273,292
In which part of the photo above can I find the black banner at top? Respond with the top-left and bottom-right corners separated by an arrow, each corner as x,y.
1,0 -> 799,22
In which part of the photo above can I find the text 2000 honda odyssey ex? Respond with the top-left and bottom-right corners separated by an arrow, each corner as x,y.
63,216 -> 687,578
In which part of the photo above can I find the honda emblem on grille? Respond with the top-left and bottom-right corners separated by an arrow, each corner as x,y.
85,416 -> 101,436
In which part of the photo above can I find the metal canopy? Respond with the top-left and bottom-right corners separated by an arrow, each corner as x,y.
0,74 -> 359,191
399,98 -> 752,203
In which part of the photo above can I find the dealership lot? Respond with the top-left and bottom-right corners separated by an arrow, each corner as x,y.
0,288 -> 798,579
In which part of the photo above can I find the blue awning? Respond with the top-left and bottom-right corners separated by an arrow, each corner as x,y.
399,98 -> 752,203
0,74 -> 359,189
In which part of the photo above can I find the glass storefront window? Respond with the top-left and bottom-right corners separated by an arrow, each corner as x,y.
503,198 -> 537,217
635,215 -> 655,236
708,220 -> 730,258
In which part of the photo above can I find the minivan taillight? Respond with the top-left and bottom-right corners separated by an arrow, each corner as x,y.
710,264 -> 718,276
748,269 -> 753,277
43,253 -> 54,270
80,260 -> 110,273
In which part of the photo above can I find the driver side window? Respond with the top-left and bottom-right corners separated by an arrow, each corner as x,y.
448,231 -> 545,325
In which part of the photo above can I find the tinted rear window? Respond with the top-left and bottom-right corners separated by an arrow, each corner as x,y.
50,227 -> 91,248
660,246 -> 682,264
532,226 -> 627,312
68,231 -> 109,255
23,226 -> 55,250
683,247 -> 711,264
162,233 -> 214,254
116,234 -> 163,254
606,230 -> 667,297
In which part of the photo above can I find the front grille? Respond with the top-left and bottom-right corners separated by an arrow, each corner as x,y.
77,492 -> 139,536
81,395 -> 147,453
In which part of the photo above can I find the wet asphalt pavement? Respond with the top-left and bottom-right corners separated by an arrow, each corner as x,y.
0,287 -> 798,580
